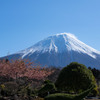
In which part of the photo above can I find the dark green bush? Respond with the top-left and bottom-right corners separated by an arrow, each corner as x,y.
55,62 -> 97,94
45,93 -> 75,100
18,84 -> 33,97
44,80 -> 52,84
44,85 -> 94,100
38,81 -> 57,97
2,82 -> 18,96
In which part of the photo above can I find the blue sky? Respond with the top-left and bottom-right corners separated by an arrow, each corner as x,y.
0,0 -> 100,57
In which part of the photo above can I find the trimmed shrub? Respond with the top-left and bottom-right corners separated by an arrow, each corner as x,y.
38,81 -> 57,97
45,93 -> 75,100
44,85 -> 94,100
55,62 -> 97,94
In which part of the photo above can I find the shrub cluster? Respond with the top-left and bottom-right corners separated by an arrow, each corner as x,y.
0,60 -> 99,100
55,62 -> 97,94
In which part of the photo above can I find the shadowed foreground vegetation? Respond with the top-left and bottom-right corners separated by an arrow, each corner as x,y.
45,85 -> 94,100
0,60 -> 99,100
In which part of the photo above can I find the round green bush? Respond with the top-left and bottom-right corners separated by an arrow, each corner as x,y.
38,81 -> 57,97
55,62 -> 97,93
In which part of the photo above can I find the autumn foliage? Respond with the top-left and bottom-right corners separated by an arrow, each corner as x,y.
0,59 -> 53,80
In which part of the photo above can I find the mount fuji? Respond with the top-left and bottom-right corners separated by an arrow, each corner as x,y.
1,33 -> 100,68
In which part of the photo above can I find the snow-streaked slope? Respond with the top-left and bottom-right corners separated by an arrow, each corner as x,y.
2,33 -> 100,68
18,33 -> 100,59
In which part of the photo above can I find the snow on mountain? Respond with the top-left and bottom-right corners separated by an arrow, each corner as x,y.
2,33 -> 100,68
18,33 -> 100,59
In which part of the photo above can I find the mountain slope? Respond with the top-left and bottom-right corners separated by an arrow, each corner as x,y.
2,33 -> 100,68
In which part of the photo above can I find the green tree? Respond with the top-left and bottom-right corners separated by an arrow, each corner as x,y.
38,80 -> 57,97
55,62 -> 97,94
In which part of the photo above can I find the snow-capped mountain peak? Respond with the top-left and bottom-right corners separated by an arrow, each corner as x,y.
4,33 -> 100,68
19,33 -> 100,59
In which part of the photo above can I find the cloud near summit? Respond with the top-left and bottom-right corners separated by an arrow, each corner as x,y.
56,32 -> 78,39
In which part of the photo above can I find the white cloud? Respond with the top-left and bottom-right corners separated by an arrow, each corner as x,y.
56,32 -> 78,39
